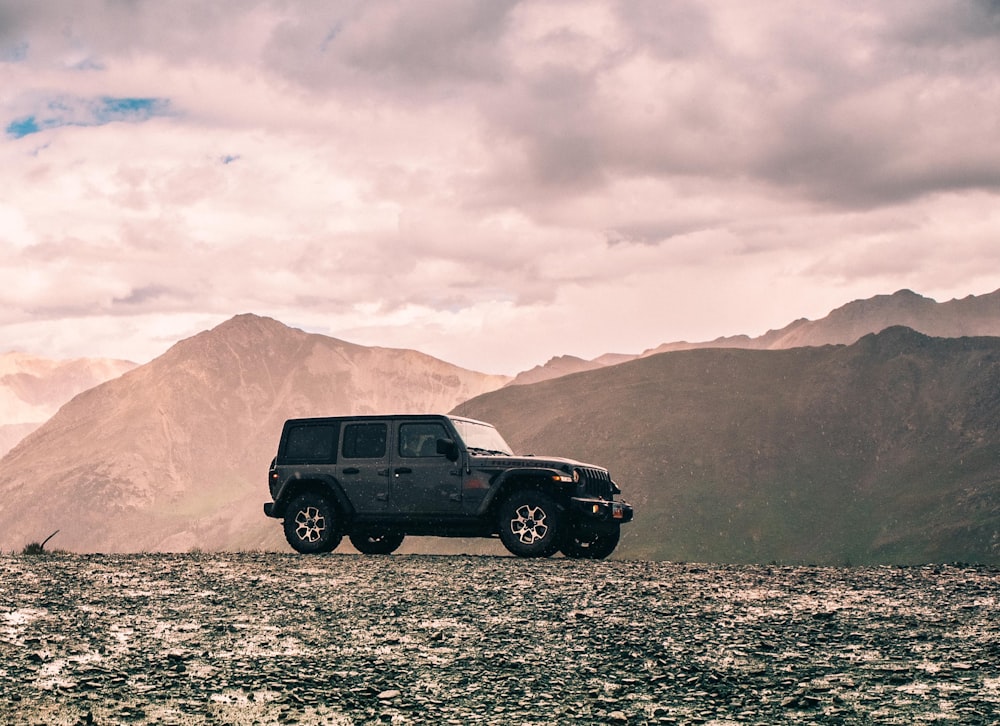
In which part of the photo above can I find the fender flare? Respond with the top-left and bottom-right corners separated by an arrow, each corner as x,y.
476,467 -> 573,517
274,475 -> 354,520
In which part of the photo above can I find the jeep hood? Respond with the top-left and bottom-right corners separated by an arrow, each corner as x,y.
471,454 -> 606,472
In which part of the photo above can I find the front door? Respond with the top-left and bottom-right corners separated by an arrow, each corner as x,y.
389,420 -> 462,514
338,420 -> 390,512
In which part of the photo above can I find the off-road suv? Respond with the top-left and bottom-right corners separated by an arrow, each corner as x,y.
264,414 -> 633,559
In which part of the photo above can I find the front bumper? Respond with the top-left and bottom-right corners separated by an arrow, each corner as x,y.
264,502 -> 278,518
569,497 -> 634,525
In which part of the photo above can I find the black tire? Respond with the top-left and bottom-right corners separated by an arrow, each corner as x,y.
283,493 -> 342,554
349,532 -> 405,555
561,525 -> 621,560
497,490 -> 565,558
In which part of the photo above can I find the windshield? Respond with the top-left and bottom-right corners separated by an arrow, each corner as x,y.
449,418 -> 514,456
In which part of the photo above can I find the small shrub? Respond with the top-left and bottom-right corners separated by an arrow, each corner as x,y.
21,530 -> 61,555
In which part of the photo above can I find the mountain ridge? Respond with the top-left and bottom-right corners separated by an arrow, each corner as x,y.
508,288 -> 1000,386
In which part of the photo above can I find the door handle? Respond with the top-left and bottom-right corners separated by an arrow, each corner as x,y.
394,467 -> 412,476
342,467 -> 360,475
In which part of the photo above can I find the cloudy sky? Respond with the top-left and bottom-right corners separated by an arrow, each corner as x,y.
2,1 -> 999,374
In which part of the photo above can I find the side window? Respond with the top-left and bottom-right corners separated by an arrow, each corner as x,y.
283,424 -> 339,463
342,423 -> 387,459
399,422 -> 448,458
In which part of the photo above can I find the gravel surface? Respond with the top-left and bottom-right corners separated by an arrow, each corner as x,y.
1,553 -> 998,725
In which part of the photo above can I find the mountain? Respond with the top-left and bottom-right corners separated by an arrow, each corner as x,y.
0,352 -> 137,457
506,355 -> 606,386
453,327 -> 1000,565
645,288 -> 1000,353
0,314 -> 508,553
514,288 -> 1000,385
506,353 -> 646,387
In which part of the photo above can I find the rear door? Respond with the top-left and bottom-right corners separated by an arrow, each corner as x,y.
389,419 -> 463,515
338,420 -> 390,513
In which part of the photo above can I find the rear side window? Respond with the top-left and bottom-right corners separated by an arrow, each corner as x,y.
283,424 -> 339,464
342,423 -> 387,459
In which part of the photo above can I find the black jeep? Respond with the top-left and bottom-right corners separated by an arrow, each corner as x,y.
264,414 -> 633,558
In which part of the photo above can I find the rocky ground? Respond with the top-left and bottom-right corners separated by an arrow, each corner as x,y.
1,553 -> 998,725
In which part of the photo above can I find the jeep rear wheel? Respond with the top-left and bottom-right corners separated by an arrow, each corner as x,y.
283,493 -> 342,554
498,491 -> 565,558
561,525 -> 621,560
349,532 -> 405,555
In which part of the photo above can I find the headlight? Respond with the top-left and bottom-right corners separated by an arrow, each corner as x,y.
572,469 -> 580,483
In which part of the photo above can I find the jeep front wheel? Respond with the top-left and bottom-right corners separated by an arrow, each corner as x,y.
283,493 -> 342,554
349,532 -> 405,555
498,491 -> 565,558
561,525 -> 621,560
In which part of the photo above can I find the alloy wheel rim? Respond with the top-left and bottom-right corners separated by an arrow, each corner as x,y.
294,506 -> 325,543
510,504 -> 548,545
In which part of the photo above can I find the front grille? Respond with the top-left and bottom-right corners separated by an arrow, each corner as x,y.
579,468 -> 614,500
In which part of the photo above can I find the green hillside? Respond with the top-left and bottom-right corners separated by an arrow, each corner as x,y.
453,327 -> 1000,565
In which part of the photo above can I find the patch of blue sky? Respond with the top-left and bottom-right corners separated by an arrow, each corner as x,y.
97,97 -> 167,120
5,95 -> 172,139
6,116 -> 40,138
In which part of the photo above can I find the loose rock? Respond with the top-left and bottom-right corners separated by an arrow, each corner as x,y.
0,554 -> 997,724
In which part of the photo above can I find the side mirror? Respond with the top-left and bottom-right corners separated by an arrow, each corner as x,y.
436,437 -> 459,462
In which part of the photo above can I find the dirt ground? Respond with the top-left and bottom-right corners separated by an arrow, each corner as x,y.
1,553 -> 998,724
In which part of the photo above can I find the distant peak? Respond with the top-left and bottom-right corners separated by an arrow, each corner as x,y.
858,289 -> 929,305
545,355 -> 588,365
211,313 -> 293,337
156,314 -> 300,362
890,289 -> 929,301
829,289 -> 935,319
222,312 -> 281,326
856,325 -> 932,354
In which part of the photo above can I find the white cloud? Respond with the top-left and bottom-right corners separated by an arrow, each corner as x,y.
1,0 -> 999,374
